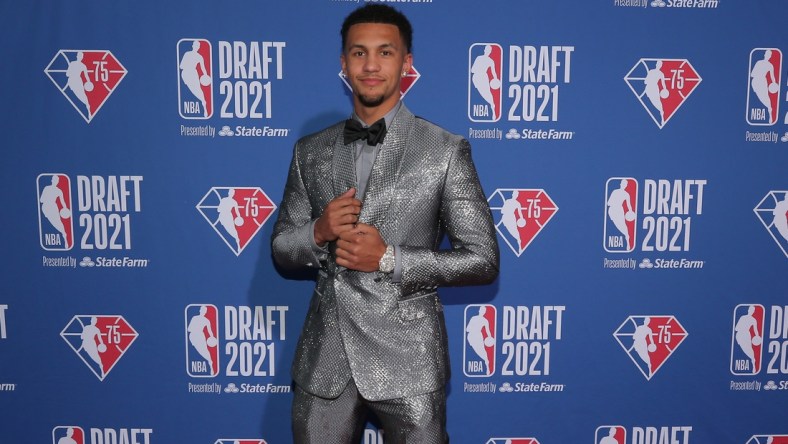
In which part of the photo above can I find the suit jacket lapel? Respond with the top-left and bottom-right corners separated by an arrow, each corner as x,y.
358,105 -> 414,231
332,128 -> 357,198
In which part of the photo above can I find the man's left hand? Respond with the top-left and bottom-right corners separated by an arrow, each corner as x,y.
335,223 -> 387,272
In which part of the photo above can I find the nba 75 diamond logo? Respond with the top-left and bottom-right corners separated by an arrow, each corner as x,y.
340,66 -> 420,99
754,191 -> 788,258
45,50 -> 127,123
614,315 -> 687,380
197,187 -> 277,256
61,315 -> 138,381
488,189 -> 558,257
747,436 -> 788,444
487,439 -> 539,444
625,59 -> 701,129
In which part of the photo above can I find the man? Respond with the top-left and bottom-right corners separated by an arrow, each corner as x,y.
271,5 -> 499,443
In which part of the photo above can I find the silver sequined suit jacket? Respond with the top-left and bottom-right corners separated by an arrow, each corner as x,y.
272,105 -> 499,401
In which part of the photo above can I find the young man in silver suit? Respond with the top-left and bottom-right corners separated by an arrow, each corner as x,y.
271,5 -> 499,443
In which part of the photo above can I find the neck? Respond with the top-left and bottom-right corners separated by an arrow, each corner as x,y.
354,100 -> 399,126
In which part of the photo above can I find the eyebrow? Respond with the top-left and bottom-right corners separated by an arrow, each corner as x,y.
347,43 -> 399,52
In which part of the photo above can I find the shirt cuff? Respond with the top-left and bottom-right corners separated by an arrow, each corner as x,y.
306,219 -> 328,265
392,245 -> 402,283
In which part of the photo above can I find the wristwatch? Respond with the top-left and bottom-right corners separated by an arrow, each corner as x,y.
378,245 -> 395,273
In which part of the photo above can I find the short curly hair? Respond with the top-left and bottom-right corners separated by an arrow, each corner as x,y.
341,4 -> 413,53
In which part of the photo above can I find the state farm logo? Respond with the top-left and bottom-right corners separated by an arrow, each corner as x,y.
625,58 -> 701,128
44,50 -> 127,123
61,315 -> 138,381
339,66 -> 420,98
614,315 -> 688,380
488,188 -> 558,257
196,187 -> 277,256
754,191 -> 788,258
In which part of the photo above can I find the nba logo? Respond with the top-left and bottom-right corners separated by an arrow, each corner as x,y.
37,173 -> 74,251
746,48 -> 782,125
177,38 -> 213,119
186,304 -> 220,377
53,426 -> 85,444
196,187 -> 277,256
731,304 -> 765,375
603,178 -> 638,253
595,426 -> 626,444
469,43 -> 503,122
463,304 -> 496,377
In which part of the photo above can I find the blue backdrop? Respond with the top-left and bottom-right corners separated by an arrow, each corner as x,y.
1,1 -> 787,443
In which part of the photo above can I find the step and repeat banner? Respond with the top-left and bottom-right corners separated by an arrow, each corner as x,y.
1,0 -> 787,443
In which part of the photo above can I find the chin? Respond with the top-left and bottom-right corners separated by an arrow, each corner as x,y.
358,94 -> 386,108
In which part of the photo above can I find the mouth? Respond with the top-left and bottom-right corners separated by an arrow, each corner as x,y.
358,77 -> 384,87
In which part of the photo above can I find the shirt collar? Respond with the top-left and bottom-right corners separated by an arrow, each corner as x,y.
351,101 -> 402,129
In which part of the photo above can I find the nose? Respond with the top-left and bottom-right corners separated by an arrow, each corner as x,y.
363,54 -> 380,72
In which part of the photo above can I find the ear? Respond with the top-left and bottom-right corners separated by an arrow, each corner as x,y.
340,54 -> 347,77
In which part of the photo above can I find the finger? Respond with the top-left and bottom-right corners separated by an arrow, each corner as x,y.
340,188 -> 356,198
352,223 -> 378,235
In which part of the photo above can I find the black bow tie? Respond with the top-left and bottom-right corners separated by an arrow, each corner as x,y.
343,118 -> 387,146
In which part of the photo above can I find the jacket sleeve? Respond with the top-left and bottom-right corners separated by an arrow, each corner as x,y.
271,142 -> 325,270
398,139 -> 500,295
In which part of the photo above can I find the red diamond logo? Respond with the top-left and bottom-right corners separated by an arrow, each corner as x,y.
197,187 -> 277,256
61,315 -> 138,381
625,59 -> 701,129
488,189 -> 558,257
614,315 -> 687,380
45,50 -> 127,123
339,65 -> 421,99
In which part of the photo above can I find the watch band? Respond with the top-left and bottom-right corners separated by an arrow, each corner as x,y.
378,245 -> 395,273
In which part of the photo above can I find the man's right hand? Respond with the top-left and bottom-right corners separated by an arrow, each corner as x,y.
313,188 -> 361,246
